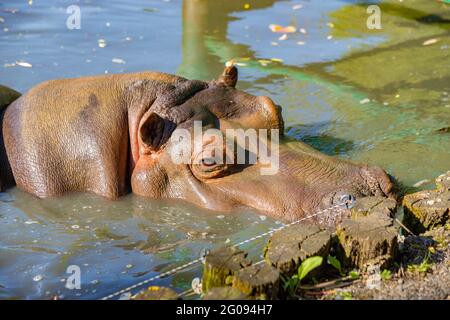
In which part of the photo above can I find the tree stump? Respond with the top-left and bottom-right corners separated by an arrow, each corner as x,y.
351,196 -> 397,219
402,190 -> 450,233
202,246 -> 251,293
264,223 -> 332,276
203,287 -> 248,300
336,213 -> 398,270
131,286 -> 179,300
232,263 -> 280,299
402,172 -> 450,234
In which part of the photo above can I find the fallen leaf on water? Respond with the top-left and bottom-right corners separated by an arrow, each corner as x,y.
327,22 -> 335,28
258,59 -> 271,66
16,61 -> 32,68
413,179 -> 431,187
422,38 -> 440,46
359,98 -> 370,104
112,58 -> 125,64
143,8 -> 158,13
98,39 -> 107,48
271,58 -> 284,63
278,33 -> 288,41
269,24 -> 296,33
244,3 -> 250,9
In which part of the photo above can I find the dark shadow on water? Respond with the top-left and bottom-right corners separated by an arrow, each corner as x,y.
340,1 -> 450,29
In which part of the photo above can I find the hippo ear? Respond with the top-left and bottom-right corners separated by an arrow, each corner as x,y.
139,112 -> 174,153
217,65 -> 238,88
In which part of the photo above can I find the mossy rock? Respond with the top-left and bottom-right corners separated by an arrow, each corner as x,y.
232,263 -> 280,299
202,246 -> 251,293
336,213 -> 398,270
131,286 -> 179,300
436,171 -> 450,192
264,223 -> 331,276
402,190 -> 450,234
203,287 -> 249,300
351,196 -> 397,219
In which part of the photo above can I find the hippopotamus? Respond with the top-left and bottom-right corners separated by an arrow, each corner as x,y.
0,66 -> 396,223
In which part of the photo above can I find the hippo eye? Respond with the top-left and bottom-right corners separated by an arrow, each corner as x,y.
201,158 -> 217,167
190,153 -> 229,179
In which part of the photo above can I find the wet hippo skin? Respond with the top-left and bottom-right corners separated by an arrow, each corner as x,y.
0,66 -> 396,223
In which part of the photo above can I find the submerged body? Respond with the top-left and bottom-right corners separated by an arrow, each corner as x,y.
1,67 -> 395,222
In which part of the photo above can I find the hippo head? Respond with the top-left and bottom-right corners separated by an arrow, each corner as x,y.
131,66 -> 395,223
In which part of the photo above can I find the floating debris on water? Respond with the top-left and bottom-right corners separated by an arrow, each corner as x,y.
25,220 -> 38,225
112,58 -> 125,64
126,264 -> 133,269
258,59 -> 271,66
327,35 -> 333,40
292,4 -> 303,10
359,98 -> 370,104
98,39 -> 107,48
33,275 -> 43,282
437,127 -> 450,133
271,58 -> 283,63
299,28 -> 307,34
71,225 -> 80,229
143,8 -> 158,13
278,33 -> 288,41
413,179 -> 431,187
16,61 -> 32,68
269,24 -> 296,33
422,38 -> 440,46
297,41 -> 305,45
217,215 -> 225,219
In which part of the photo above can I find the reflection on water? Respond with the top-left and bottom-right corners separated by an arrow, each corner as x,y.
0,0 -> 449,299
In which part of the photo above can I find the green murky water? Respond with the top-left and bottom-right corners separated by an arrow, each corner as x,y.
0,0 -> 449,299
